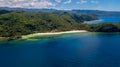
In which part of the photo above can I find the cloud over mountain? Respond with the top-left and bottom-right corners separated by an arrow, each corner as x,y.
0,0 -> 55,8
55,0 -> 61,3
0,0 -> 119,11
64,0 -> 72,4
77,0 -> 99,4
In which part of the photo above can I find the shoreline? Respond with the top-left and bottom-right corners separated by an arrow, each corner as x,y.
22,30 -> 88,39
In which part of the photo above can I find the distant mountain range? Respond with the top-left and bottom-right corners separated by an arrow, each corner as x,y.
1,7 -> 120,17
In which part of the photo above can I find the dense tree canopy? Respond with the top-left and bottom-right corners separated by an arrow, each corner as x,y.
86,23 -> 120,32
0,10 -> 120,40
0,10 -> 97,39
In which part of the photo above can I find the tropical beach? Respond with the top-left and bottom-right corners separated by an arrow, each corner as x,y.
1,0 -> 120,67
22,30 -> 88,39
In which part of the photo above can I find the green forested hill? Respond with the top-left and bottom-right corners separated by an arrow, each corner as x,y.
85,23 -> 120,32
0,10 -> 10,14
1,10 -> 120,40
0,11 -> 97,39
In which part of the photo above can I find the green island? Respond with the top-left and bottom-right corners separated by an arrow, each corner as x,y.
0,10 -> 120,40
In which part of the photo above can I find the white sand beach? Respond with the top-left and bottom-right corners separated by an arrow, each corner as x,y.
22,30 -> 88,39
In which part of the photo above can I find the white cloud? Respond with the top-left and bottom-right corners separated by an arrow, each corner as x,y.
55,0 -> 61,3
0,0 -> 56,8
64,0 -> 72,4
95,6 -> 103,10
77,0 -> 99,4
77,0 -> 88,4
91,0 -> 98,4
81,0 -> 87,4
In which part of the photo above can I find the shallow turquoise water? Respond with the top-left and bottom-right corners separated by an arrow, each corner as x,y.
0,32 -> 120,67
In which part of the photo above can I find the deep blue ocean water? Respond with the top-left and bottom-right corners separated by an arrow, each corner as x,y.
85,16 -> 120,24
0,32 -> 120,67
100,16 -> 120,22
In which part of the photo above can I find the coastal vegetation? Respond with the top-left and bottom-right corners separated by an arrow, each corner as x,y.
0,10 -> 97,39
85,23 -> 120,32
0,10 -> 120,40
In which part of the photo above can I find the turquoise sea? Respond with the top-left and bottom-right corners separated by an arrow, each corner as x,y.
85,16 -> 120,24
0,32 -> 120,67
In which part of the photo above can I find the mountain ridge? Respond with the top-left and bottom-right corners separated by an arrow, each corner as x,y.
1,7 -> 120,17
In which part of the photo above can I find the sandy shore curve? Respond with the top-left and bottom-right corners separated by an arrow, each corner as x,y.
22,30 -> 88,39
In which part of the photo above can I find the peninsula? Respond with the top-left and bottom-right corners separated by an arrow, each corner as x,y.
0,10 -> 120,40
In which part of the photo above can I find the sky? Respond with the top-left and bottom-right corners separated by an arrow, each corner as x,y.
0,0 -> 120,11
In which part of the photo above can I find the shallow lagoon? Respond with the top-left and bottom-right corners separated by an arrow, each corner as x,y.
0,32 -> 120,67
